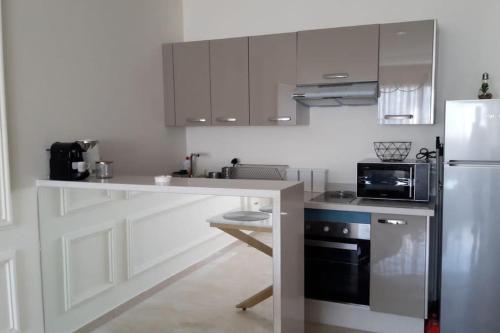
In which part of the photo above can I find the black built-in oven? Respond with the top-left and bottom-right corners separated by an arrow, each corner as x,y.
304,218 -> 370,305
357,159 -> 430,202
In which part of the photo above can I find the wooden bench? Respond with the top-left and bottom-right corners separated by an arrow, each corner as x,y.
208,216 -> 272,310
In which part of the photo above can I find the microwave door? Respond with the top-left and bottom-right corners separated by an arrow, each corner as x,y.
357,165 -> 413,199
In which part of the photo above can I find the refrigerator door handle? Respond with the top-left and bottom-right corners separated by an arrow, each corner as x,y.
449,160 -> 500,166
409,167 -> 414,199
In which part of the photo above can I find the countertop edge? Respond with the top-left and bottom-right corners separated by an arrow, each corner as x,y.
304,192 -> 435,217
36,177 -> 302,197
304,201 -> 435,217
36,178 -> 434,217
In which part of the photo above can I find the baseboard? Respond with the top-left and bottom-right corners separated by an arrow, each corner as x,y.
305,299 -> 425,333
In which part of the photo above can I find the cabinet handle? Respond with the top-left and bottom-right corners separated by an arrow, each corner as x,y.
322,73 -> 349,79
268,116 -> 292,122
186,117 -> 208,123
384,114 -> 414,120
378,219 -> 408,225
216,117 -> 237,123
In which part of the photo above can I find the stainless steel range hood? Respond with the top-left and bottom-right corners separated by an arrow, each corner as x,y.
292,82 -> 378,107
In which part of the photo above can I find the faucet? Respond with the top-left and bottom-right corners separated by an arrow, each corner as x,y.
189,153 -> 201,177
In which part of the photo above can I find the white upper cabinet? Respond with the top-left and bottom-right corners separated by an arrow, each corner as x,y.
378,20 -> 436,125
297,25 -> 379,85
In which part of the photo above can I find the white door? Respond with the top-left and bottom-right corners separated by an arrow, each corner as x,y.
0,1 -> 22,332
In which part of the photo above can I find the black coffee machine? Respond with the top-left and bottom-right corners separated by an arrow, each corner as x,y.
49,142 -> 90,181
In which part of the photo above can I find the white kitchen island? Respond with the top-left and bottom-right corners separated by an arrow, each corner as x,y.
36,176 -> 304,333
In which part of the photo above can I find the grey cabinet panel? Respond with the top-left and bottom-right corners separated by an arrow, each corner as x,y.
297,25 -> 379,85
370,213 -> 427,318
378,20 -> 436,124
210,37 -> 249,126
173,41 -> 211,126
163,44 -> 175,126
249,33 -> 301,126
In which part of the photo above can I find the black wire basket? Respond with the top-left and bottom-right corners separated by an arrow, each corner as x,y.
373,142 -> 412,162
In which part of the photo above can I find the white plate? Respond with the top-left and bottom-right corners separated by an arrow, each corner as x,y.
222,211 -> 270,222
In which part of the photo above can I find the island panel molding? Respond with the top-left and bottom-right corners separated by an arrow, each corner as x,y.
0,250 -> 19,332
126,214 -> 220,279
62,223 -> 117,312
125,195 -> 226,279
59,188 -> 113,216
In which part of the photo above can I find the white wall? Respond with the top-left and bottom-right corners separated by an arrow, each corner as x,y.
6,0 -> 186,182
183,0 -> 500,183
2,1 -> 184,331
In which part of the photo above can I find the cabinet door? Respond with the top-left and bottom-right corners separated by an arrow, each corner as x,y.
249,33 -> 298,126
370,213 -> 427,318
162,44 -> 175,126
378,20 -> 436,124
210,37 -> 249,126
173,41 -> 211,126
297,25 -> 379,85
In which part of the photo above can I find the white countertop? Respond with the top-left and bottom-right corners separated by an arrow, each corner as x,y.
36,176 -> 434,217
36,175 -> 302,197
304,192 -> 435,217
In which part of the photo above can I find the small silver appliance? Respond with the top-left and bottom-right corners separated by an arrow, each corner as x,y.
76,140 -> 100,175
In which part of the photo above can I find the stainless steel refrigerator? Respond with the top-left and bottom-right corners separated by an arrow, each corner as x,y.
441,99 -> 500,332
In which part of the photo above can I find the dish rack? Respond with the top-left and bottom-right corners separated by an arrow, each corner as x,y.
230,164 -> 288,180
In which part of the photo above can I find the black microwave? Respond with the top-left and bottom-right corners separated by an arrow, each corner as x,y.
357,159 -> 430,202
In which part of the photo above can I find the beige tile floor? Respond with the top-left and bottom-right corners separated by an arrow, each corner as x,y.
88,233 -> 369,333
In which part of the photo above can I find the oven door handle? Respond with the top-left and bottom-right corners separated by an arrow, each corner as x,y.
305,239 -> 358,251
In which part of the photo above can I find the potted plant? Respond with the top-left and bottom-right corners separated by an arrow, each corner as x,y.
478,72 -> 493,99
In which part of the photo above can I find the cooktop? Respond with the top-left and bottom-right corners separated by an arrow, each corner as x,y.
311,190 -> 357,204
